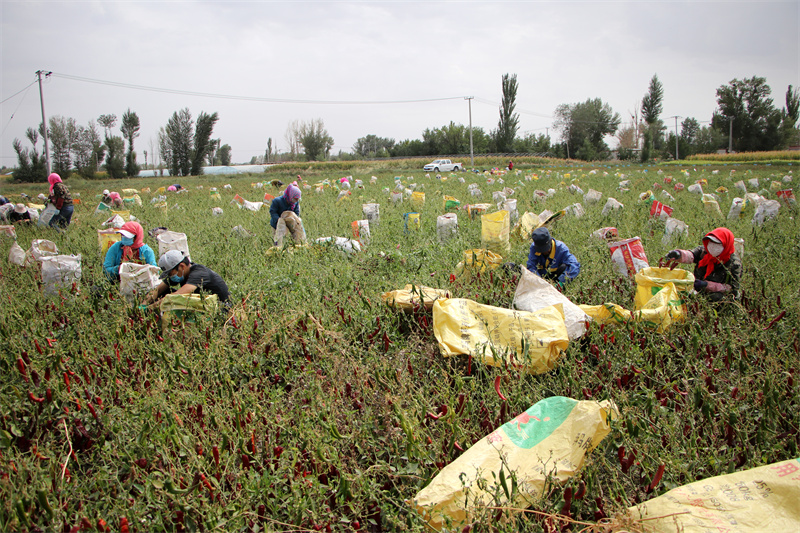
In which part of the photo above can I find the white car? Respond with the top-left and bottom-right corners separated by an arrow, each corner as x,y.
423,159 -> 462,172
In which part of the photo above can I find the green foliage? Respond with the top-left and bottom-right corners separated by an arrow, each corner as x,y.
163,108 -> 194,177
352,134 -> 395,158
555,98 -> 621,160
121,109 -> 141,177
299,118 -> 333,161
104,136 -> 125,179
191,112 -> 219,175
49,116 -> 78,179
11,128 -> 47,183
711,76 -> 783,152
0,162 -> 798,532
494,73 -> 520,153
219,144 -> 232,166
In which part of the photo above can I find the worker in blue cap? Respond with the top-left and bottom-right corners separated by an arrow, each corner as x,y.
527,227 -> 580,284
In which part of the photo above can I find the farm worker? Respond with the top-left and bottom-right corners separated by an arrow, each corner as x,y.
144,250 -> 231,306
269,183 -> 301,230
666,227 -> 742,302
9,203 -> 32,224
527,227 -> 581,284
47,173 -> 74,228
107,191 -> 123,207
170,184 -> 183,191
508,160 -> 514,171
103,221 -> 157,282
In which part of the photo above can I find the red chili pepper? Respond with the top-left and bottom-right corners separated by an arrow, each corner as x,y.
764,311 -> 786,330
647,464 -> 665,493
28,391 -> 45,403
494,376 -> 507,401
382,332 -> 391,353
46,338 -> 55,348
120,517 -> 129,533
34,339 -> 43,355
213,446 -> 220,468
16,358 -> 28,382
46,388 -> 52,403
63,372 -> 71,393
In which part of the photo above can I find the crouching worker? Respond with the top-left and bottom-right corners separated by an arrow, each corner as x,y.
527,227 -> 580,284
103,221 -> 157,281
144,250 -> 231,308
666,227 -> 741,302
269,183 -> 302,245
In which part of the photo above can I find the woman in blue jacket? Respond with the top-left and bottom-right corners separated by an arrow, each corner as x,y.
103,221 -> 157,281
269,184 -> 301,229
527,227 -> 580,284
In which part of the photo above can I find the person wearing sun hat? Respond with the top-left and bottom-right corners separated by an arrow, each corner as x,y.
9,203 -> 32,224
526,227 -> 581,285
102,221 -> 157,281
144,249 -> 230,307
666,227 -> 742,302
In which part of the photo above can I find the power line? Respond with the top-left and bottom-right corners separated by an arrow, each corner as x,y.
1,81 -> 37,137
1,79 -> 38,105
50,72 -> 466,105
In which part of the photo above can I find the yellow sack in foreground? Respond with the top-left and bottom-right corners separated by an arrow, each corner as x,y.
160,293 -> 219,329
634,282 -> 685,332
381,284 -> 451,311
413,397 -> 619,531
481,210 -> 510,257
621,457 -> 800,532
633,266 -> 695,310
579,303 -> 632,325
513,211 -> 542,240
432,299 -> 568,374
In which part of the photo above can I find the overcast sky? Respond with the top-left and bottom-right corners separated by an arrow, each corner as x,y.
1,0 -> 797,168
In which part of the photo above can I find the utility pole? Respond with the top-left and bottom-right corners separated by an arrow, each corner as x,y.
465,96 -> 474,168
36,70 -> 53,174
670,115 -> 680,160
728,116 -> 734,153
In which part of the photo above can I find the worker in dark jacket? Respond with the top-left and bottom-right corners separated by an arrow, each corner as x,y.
144,250 -> 230,307
666,227 -> 742,302
269,184 -> 301,229
527,227 -> 580,284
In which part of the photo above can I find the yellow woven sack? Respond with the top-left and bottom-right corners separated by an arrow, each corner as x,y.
411,191 -> 425,208
156,186 -> 166,194
97,229 -> 121,255
621,457 -> 800,532
381,284 -> 451,311
481,210 -> 510,257
443,195 -> 460,211
160,293 -> 219,329
633,266 -> 695,310
432,299 -> 569,374
454,249 -> 503,279
412,397 -> 619,531
514,211 -> 542,240
111,210 -> 130,219
578,303 -> 632,325
634,282 -> 685,332
122,188 -> 138,195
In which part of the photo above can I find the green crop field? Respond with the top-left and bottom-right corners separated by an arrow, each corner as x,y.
0,160 -> 798,532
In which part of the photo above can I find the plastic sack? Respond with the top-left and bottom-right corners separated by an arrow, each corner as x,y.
728,197 -> 744,219
565,202 -> 585,218
382,284 -> 451,311
412,397 -> 618,531
98,229 -> 121,255
480,210 -> 510,257
95,202 -> 112,214
753,199 -> 780,226
608,237 -> 649,278
602,197 -> 624,216
314,237 -> 362,254
362,203 -> 380,228
777,189 -> 796,207
433,298 -> 568,373
390,191 -> 403,204
591,227 -> 618,240
660,190 -> 675,202
122,188 -> 138,195
633,266 -> 695,310
351,220 -> 370,245
734,179 -> 747,193
9,242 -> 25,266
102,215 -> 125,228
211,207 -> 223,216
702,194 -> 722,217
513,267 -> 590,340
469,187 -> 483,198
436,213 -> 458,243
242,200 -> 263,212
687,183 -> 703,194
160,293 -> 219,329
583,189 -> 602,204
274,212 -> 307,247
24,239 -> 59,267
119,263 -> 161,302
443,195 -> 460,212
455,249 -> 504,278
634,281 -> 685,332
748,178 -> 759,189
514,212 -> 542,241
403,212 -> 420,232
41,254 -> 81,296
411,191 -> 425,208
0,225 -> 17,239
37,204 -> 59,227
578,303 -> 632,325
157,231 -> 190,261
650,200 -> 673,220
662,218 -> 688,246
111,210 -> 130,220
467,203 -> 490,220
621,457 -> 800,533
498,199 -> 518,224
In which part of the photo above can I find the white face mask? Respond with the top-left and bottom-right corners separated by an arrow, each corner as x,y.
706,242 -> 725,257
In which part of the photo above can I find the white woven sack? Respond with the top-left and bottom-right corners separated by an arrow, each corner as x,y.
157,231 -> 191,261
513,267 -> 590,341
436,214 -> 458,243
9,242 -> 25,266
119,263 -> 161,302
24,239 -> 59,267
41,254 -> 82,296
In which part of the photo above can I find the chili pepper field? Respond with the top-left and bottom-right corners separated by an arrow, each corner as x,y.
1,159 -> 799,532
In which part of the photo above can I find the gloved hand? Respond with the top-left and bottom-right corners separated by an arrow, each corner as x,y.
694,279 -> 708,291
665,250 -> 681,261
553,264 -> 567,276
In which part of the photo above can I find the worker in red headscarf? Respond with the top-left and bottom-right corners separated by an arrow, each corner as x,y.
102,221 -> 157,281
666,227 -> 742,302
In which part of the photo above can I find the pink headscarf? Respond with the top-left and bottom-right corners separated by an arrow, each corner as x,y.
120,221 -> 145,249
108,192 -> 121,201
283,184 -> 301,206
48,173 -> 62,194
